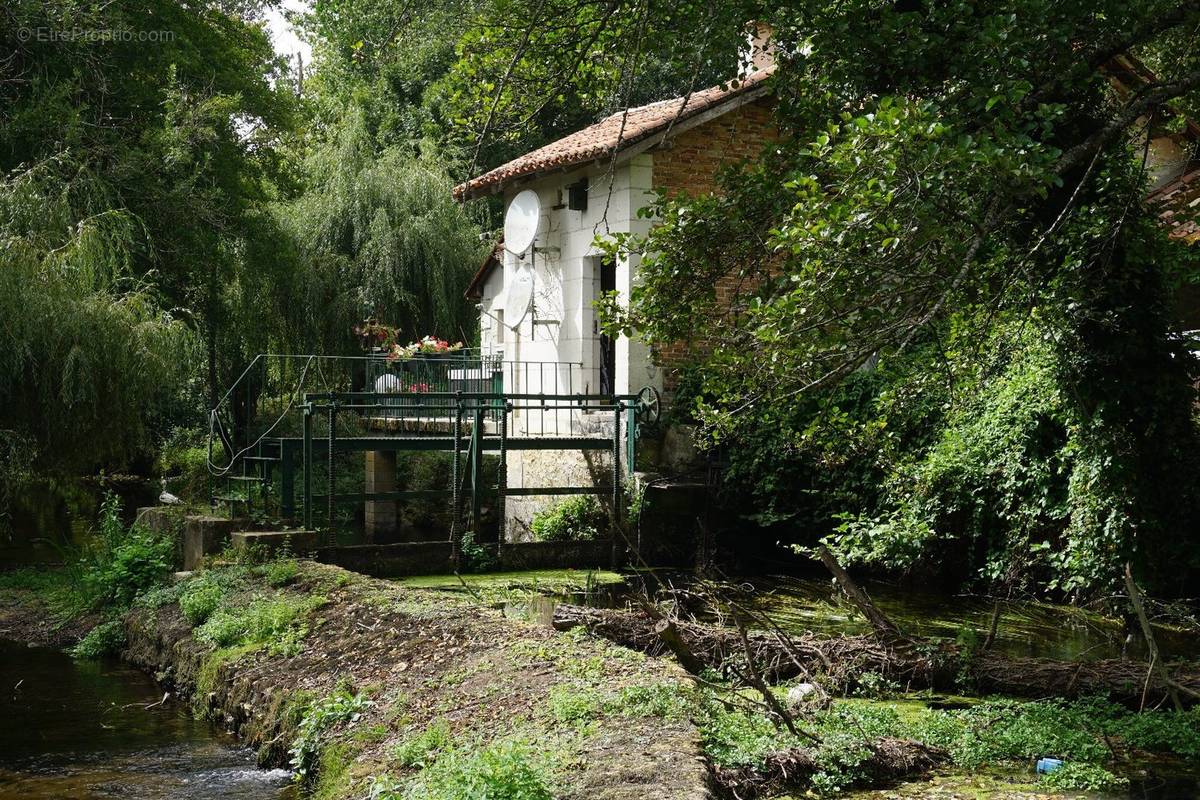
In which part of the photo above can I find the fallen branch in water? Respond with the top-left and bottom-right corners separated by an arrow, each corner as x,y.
552,603 -> 1200,707
1124,562 -> 1183,711
816,545 -> 902,640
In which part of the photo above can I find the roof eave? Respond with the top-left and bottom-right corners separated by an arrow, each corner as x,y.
453,82 -> 773,202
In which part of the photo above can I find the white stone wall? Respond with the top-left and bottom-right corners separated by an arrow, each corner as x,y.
479,157 -> 661,395
477,156 -> 660,537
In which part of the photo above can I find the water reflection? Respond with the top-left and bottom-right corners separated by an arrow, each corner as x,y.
737,575 -> 1199,663
1,477 -> 155,567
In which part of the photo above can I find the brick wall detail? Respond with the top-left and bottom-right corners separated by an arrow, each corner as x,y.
649,98 -> 778,392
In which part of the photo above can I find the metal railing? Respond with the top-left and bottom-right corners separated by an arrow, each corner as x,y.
206,353 -> 656,543
297,390 -> 641,546
208,353 -> 605,477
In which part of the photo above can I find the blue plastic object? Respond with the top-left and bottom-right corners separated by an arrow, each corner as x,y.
1036,757 -> 1064,775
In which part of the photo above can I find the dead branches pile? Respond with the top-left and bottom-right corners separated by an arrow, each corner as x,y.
552,602 -> 1200,707
713,738 -> 948,800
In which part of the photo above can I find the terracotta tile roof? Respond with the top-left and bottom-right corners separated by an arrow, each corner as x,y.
453,68 -> 775,201
1148,168 -> 1200,243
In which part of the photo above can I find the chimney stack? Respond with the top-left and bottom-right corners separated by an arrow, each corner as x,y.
741,21 -> 776,74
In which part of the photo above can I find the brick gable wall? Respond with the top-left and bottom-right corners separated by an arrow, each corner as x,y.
648,98 -> 778,395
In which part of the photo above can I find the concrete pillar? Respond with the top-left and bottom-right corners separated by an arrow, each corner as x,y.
364,450 -> 397,543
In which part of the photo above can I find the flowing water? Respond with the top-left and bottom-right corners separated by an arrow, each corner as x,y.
0,639 -> 295,800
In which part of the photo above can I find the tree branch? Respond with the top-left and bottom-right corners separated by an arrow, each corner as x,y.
1056,68 -> 1200,175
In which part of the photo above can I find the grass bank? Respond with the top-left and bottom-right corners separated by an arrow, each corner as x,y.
119,560 -> 709,800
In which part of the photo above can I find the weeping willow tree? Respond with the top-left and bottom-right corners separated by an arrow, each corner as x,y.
0,158 -> 193,478
273,114 -> 486,353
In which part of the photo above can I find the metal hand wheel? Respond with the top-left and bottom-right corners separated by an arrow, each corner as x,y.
635,385 -> 661,424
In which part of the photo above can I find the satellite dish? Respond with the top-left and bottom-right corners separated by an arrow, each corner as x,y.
504,190 -> 540,255
506,264 -> 534,328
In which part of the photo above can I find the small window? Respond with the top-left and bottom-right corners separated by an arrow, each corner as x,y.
496,309 -> 505,344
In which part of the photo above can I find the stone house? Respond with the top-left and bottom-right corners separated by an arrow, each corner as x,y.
451,39 -> 778,537
454,63 -> 777,401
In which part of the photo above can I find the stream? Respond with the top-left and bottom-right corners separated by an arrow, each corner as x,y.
0,479 -> 296,800
0,639 -> 295,800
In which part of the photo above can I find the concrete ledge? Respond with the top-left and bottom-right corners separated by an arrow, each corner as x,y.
183,516 -> 247,570
137,506 -> 244,571
315,538 -> 616,578
136,506 -> 187,569
231,530 -> 320,558
317,541 -> 455,577
498,539 -> 613,571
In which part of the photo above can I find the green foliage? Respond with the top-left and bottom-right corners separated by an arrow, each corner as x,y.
393,721 -> 453,768
697,696 -> 798,768
1042,762 -> 1128,792
530,496 -> 604,542
179,578 -> 225,626
290,689 -> 373,781
1117,709 -> 1200,757
548,682 -> 690,724
70,619 -> 127,659
693,690 -> 1196,795
70,494 -> 174,610
547,685 -> 602,723
912,698 -> 1109,768
828,336 -> 1075,588
271,116 -> 484,353
435,0 -> 734,172
265,559 -> 301,588
458,531 -> 496,573
809,731 -> 877,795
157,427 -> 210,505
580,1 -> 1200,598
195,593 -> 325,657
398,739 -> 553,800
2,0 -> 295,477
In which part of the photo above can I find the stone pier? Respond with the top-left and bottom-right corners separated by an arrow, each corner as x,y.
364,450 -> 398,542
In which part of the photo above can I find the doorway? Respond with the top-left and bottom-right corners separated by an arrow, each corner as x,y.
599,259 -> 616,396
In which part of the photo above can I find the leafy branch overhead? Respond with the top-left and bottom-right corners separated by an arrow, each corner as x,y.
489,0 -> 1200,595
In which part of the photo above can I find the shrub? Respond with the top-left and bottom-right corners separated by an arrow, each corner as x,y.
74,493 -> 174,609
530,496 -> 605,542
1115,708 -> 1200,757
290,690 -> 373,781
71,618 -> 126,659
265,558 -> 300,587
179,579 -> 224,625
